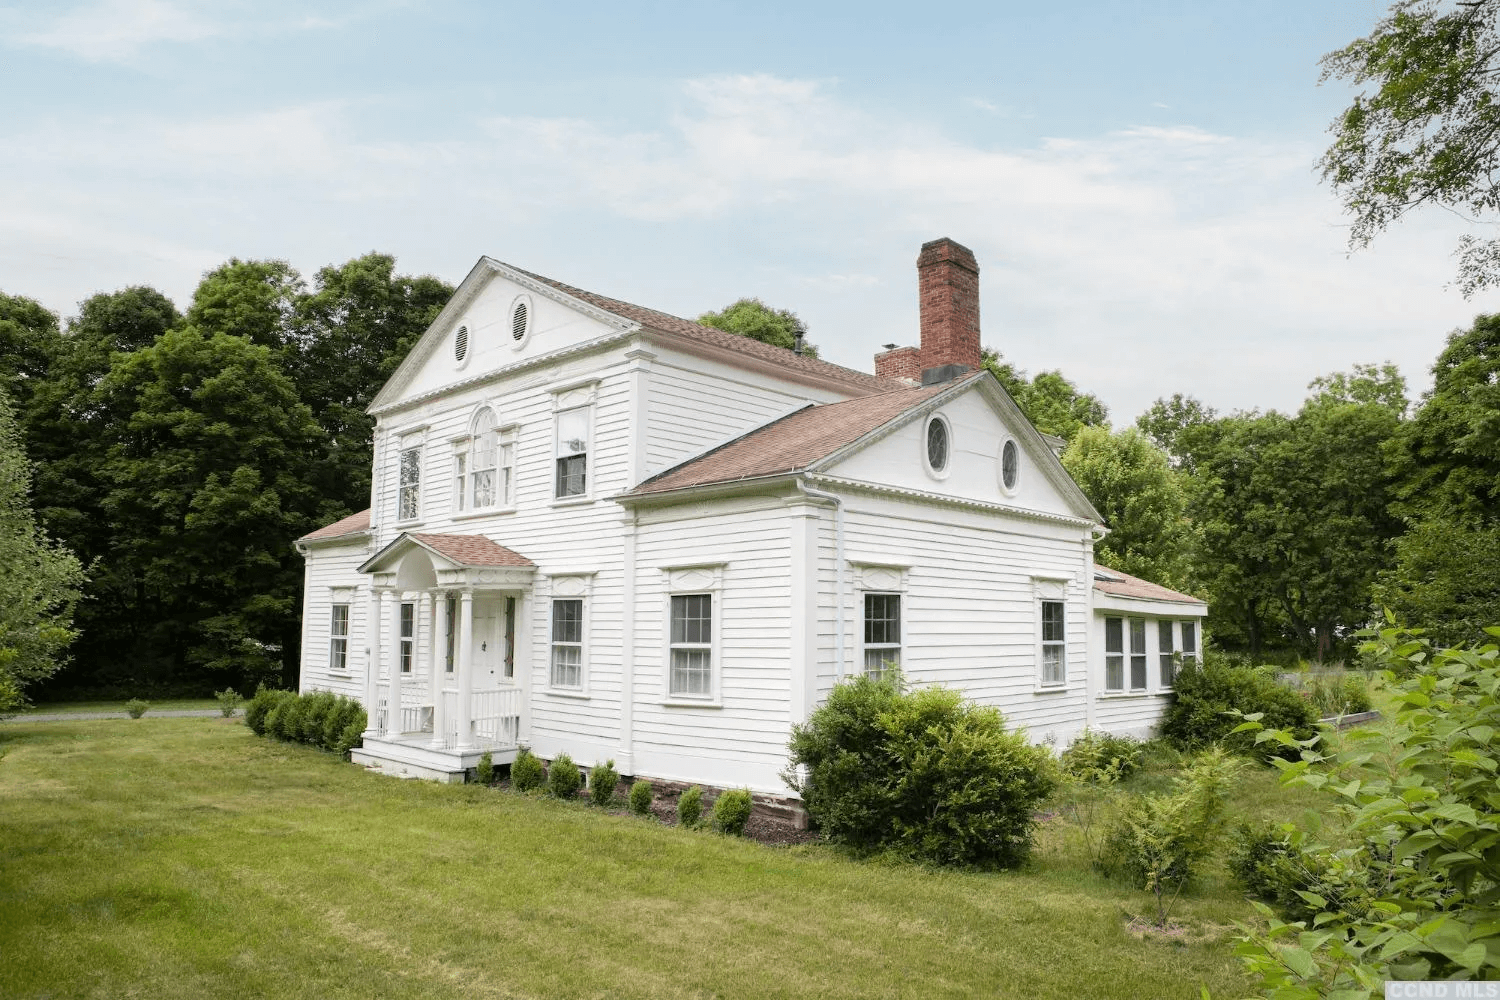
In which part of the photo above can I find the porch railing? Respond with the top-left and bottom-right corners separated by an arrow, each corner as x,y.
472,687 -> 522,747
371,680 -> 520,751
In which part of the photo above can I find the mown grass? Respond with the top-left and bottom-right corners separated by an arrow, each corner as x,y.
18,698 -> 220,715
0,718 -> 1275,1000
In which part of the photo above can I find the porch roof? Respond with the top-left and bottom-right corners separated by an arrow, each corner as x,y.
358,531 -> 535,575
1091,564 -> 1204,606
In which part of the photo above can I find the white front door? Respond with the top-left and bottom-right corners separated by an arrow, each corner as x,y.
472,598 -> 500,689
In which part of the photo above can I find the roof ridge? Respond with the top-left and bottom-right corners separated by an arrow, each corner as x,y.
632,402 -> 818,491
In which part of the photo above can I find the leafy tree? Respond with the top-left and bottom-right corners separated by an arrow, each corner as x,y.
1307,361 -> 1408,415
981,348 -> 1109,441
1135,393 -> 1218,470
0,387 -> 85,713
1320,0 -> 1500,294
1377,316 -> 1500,643
91,326 -> 326,689
1061,426 -> 1190,589
0,292 -> 62,413
186,259 -> 306,352
698,298 -> 819,357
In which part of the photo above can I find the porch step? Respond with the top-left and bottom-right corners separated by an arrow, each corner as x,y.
353,737 -> 517,783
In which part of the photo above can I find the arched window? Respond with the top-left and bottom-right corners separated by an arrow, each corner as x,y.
453,408 -> 515,513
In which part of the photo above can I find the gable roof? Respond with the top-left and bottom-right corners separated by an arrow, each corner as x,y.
1091,564 -> 1205,606
299,508 -> 371,543
407,533 -> 535,568
370,257 -> 897,412
509,266 -> 895,394
626,379 -> 968,496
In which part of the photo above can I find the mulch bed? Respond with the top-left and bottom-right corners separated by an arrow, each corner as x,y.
484,777 -> 819,846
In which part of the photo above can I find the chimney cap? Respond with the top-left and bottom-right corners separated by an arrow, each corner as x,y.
881,343 -> 899,350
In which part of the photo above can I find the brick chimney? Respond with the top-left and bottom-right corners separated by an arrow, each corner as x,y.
916,237 -> 981,373
874,345 -> 922,380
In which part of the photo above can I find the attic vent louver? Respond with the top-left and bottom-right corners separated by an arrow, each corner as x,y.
511,302 -> 529,341
454,324 -> 469,362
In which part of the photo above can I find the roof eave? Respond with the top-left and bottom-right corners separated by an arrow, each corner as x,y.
615,472 -> 805,507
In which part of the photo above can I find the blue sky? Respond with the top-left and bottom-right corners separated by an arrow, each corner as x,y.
1,0 -> 1489,421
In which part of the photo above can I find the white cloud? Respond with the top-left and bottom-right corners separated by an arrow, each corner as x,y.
13,0 -> 220,62
0,72 -> 1491,418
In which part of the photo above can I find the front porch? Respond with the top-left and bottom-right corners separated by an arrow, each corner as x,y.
352,531 -> 536,782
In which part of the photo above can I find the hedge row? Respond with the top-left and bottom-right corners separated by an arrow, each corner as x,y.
245,688 -> 365,754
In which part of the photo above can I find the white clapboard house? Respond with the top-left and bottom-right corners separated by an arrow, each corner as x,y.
295,238 -> 1206,793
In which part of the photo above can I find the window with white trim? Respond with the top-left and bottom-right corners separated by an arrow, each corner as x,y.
550,599 -> 583,688
555,406 -> 589,498
862,593 -> 901,679
398,447 -> 421,521
1180,621 -> 1198,669
399,602 -> 415,673
452,451 -> 467,512
456,409 -> 517,513
1129,618 -> 1147,690
329,604 -> 349,671
1040,600 -> 1066,686
470,409 -> 496,508
669,594 -> 713,697
1158,620 -> 1177,688
1104,616 -> 1124,692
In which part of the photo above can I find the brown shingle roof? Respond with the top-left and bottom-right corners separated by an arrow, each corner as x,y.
626,376 -> 979,497
509,266 -> 897,394
300,508 -> 371,542
1092,564 -> 1205,605
410,533 -> 535,567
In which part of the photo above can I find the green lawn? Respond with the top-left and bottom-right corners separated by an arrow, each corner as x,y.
0,718 -> 1273,999
19,698 -> 221,715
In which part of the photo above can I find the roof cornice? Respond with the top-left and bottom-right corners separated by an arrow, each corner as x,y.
641,327 -> 885,398
805,474 -> 1098,528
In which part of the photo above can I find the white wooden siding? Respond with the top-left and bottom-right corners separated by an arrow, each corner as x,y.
299,538 -> 374,701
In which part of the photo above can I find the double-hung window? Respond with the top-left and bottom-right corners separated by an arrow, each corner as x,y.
1040,600 -> 1066,686
329,604 -> 349,671
452,451 -> 467,512
1104,617 -> 1124,692
1180,621 -> 1198,670
471,409 -> 497,508
1158,620 -> 1177,688
398,447 -> 422,521
555,407 -> 589,498
399,602 -> 414,673
457,409 -> 517,513
669,594 -> 713,697
1129,618 -> 1147,690
862,594 -> 901,679
550,599 -> 583,688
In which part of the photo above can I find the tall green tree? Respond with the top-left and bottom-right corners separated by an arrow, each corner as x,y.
1135,393 -> 1218,470
1061,426 -> 1191,590
698,298 -> 819,357
982,349 -> 1109,441
0,292 -> 63,413
1320,0 -> 1500,294
1377,316 -> 1500,642
0,387 -> 85,713
91,326 -> 327,690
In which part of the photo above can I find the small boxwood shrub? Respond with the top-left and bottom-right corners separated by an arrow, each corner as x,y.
589,759 -> 619,807
215,688 -> 241,717
629,779 -> 653,816
548,753 -> 581,800
298,691 -> 337,744
786,673 -> 1057,868
322,697 -> 364,752
334,717 -> 365,755
677,785 -> 704,828
711,788 -> 753,836
124,699 -> 149,719
475,751 -> 494,786
511,748 -> 545,792
244,687 -> 289,735
1061,728 -> 1142,782
244,689 -> 365,754
1158,656 -> 1318,762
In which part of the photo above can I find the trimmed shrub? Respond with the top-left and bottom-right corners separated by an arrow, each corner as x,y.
786,673 -> 1057,868
711,788 -> 753,836
321,697 -> 363,752
215,688 -> 241,717
1061,728 -> 1142,782
548,753 -> 581,800
334,718 -> 365,755
272,696 -> 305,742
677,785 -> 704,828
298,691 -> 337,745
475,751 -> 495,786
124,699 -> 149,719
244,687 -> 288,736
511,748 -> 545,792
1157,656 -> 1318,762
629,779 -> 653,816
589,759 -> 618,807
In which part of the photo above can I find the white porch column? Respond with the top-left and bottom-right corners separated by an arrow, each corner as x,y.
386,592 -> 404,738
427,591 -> 446,748
455,589 -> 475,749
362,587 -> 382,737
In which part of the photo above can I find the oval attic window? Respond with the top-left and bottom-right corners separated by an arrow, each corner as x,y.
454,324 -> 469,362
511,301 -> 529,341
1001,439 -> 1019,491
926,417 -> 949,473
